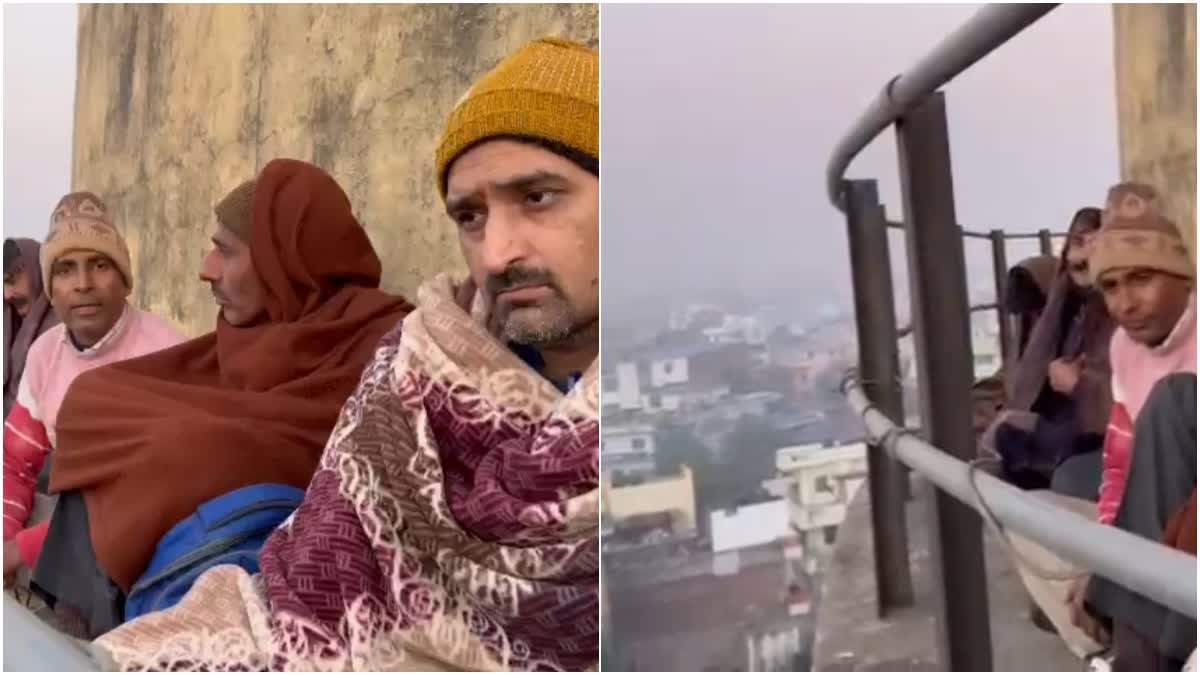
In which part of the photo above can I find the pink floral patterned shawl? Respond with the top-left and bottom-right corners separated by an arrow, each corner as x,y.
91,275 -> 600,671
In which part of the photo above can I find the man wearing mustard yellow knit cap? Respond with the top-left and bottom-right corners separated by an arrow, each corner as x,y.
436,36 -> 599,393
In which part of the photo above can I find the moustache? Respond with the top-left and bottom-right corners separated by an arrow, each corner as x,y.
209,285 -> 231,305
485,266 -> 559,298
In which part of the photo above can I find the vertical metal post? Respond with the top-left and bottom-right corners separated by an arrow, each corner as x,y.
989,230 -> 1011,373
1038,229 -> 1054,256
844,179 -> 914,614
895,93 -> 993,671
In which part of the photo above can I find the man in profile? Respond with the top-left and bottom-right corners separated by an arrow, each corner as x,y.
92,36 -> 600,672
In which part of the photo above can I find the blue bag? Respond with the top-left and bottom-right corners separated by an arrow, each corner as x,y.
124,483 -> 304,621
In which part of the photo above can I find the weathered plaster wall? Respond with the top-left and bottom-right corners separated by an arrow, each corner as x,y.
1114,3 -> 1196,261
73,3 -> 598,335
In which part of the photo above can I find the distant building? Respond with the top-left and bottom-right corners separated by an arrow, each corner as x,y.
763,442 -> 868,572
602,422 -> 657,482
600,333 -> 759,418
605,537 -> 812,672
603,464 -> 698,535
710,498 -> 792,554
702,314 -> 769,345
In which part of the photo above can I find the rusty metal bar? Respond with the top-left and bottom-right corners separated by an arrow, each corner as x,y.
896,93 -> 992,671
1038,228 -> 1054,256
959,228 -> 992,239
989,230 -> 1011,372
898,303 -> 996,340
844,179 -> 914,614
885,220 -> 1065,240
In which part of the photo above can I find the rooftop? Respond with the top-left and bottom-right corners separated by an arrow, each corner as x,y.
814,476 -> 1081,671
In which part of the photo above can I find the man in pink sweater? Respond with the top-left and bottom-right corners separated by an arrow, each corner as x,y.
1066,182 -> 1196,661
2,193 -> 185,587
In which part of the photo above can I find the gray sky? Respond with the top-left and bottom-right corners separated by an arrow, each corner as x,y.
4,3 -> 78,242
601,4 -> 1118,321
3,4 -> 1118,323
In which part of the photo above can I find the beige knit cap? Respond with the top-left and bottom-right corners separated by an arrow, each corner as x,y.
1091,182 -> 1192,281
40,192 -> 133,294
214,179 -> 257,241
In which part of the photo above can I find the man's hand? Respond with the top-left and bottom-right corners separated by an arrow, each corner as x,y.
3,540 -> 22,589
1066,575 -> 1110,645
1048,356 -> 1083,395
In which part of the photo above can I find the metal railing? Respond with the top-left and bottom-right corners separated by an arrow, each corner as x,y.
827,3 -> 1195,671
843,371 -> 1198,620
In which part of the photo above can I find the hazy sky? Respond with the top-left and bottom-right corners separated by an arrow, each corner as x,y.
4,4 -> 1117,322
602,4 -> 1118,318
4,3 -> 78,241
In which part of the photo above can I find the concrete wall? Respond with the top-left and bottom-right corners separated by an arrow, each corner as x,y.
1113,3 -> 1197,261
73,3 -> 598,335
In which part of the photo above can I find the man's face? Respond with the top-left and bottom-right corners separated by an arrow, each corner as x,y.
199,223 -> 268,327
1097,267 -> 1193,346
1065,230 -> 1098,288
445,139 -> 599,347
48,250 -> 129,347
3,266 -> 35,318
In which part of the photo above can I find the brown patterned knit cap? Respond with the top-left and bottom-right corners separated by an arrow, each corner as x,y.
214,179 -> 257,241
1091,182 -> 1192,281
40,191 -> 133,294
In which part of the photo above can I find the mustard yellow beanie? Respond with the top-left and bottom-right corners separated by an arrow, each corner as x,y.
435,36 -> 599,197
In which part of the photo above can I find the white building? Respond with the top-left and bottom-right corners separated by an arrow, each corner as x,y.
602,362 -> 644,412
763,442 -> 868,572
601,423 -> 657,481
702,315 -> 769,345
709,499 -> 791,553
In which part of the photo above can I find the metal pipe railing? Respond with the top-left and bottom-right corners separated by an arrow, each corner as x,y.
827,4 -> 1058,212
897,302 -> 997,339
885,220 -> 1066,241
842,371 -> 1198,619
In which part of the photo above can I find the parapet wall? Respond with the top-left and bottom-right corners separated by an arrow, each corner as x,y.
73,4 -> 598,335
1114,3 -> 1197,260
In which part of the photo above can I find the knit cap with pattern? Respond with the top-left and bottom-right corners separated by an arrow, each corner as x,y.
1091,182 -> 1193,282
40,192 -> 133,294
434,36 -> 599,198
214,179 -> 257,242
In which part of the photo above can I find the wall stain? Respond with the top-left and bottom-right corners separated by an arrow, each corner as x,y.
74,4 -> 598,337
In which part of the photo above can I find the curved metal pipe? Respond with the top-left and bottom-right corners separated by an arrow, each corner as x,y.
842,371 -> 1197,619
827,4 -> 1059,211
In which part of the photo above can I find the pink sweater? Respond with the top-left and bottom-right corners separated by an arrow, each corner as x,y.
3,304 -> 185,565
1097,296 -> 1196,524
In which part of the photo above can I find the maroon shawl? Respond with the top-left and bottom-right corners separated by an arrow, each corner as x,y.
51,159 -> 413,592
92,275 -> 599,671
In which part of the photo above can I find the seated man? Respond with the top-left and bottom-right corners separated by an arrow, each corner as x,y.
971,255 -> 1058,439
1082,373 -> 1195,671
31,160 -> 414,638
984,206 -> 1114,498
1006,254 -> 1058,359
90,36 -> 599,672
1010,183 -> 1194,663
3,194 -> 186,586
4,237 -> 60,417
1071,184 -> 1196,670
